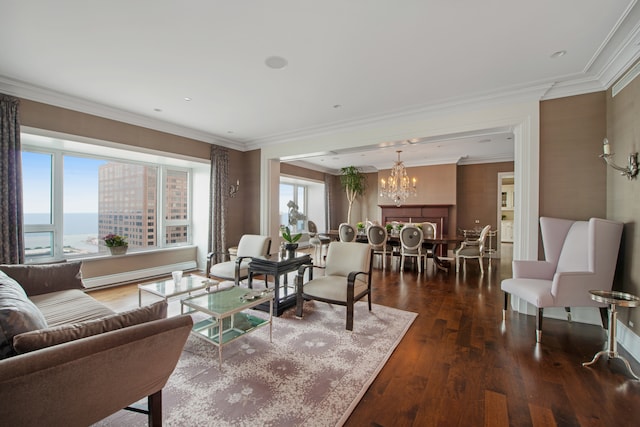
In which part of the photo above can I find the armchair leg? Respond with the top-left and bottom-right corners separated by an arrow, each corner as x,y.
536,308 -> 543,343
148,390 -> 162,427
564,307 -> 571,322
503,292 -> 509,320
295,276 -> 304,319
479,257 -> 484,274
346,303 -> 354,331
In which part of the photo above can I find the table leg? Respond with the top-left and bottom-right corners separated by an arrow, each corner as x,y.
218,315 -> 223,369
138,289 -> 142,307
583,303 -> 640,380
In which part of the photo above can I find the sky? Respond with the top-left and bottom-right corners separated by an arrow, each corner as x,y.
22,151 -> 105,213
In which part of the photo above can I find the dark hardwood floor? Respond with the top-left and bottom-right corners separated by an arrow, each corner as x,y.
90,251 -> 640,427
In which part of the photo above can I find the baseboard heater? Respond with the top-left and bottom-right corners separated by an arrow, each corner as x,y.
82,261 -> 197,289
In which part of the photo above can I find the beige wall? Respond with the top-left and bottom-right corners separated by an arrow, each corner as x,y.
456,162 -> 514,232
606,62 -> 640,335
539,93 -> 607,220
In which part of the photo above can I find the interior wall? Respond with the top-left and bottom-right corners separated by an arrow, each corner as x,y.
539,93 -> 607,221
606,62 -> 640,337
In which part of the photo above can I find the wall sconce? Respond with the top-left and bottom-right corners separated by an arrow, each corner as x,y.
229,179 -> 240,198
601,138 -> 638,180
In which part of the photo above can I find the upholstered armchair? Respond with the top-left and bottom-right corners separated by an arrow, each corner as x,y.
295,242 -> 373,330
455,224 -> 491,274
338,223 -> 356,242
207,235 -> 271,286
501,217 -> 623,343
400,225 -> 427,273
308,220 -> 331,266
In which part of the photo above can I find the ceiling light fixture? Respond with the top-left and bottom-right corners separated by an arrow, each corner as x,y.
265,56 -> 288,69
550,50 -> 567,58
379,150 -> 417,207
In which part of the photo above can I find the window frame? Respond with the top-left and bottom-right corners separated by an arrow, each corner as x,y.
22,135 -> 194,263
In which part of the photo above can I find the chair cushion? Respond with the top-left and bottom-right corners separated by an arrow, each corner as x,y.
30,289 -> 115,326
325,242 -> 370,279
236,235 -> 271,258
501,277 -> 554,307
0,272 -> 48,359
302,275 -> 369,302
0,261 -> 85,296
12,300 -> 167,354
210,260 -> 250,280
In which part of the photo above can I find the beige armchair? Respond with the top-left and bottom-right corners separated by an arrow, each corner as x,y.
501,217 -> 623,342
207,234 -> 271,285
295,242 -> 373,330
455,225 -> 491,274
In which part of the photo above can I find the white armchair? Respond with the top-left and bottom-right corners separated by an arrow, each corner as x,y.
501,217 -> 623,342
207,235 -> 271,286
295,242 -> 373,330
455,225 -> 491,274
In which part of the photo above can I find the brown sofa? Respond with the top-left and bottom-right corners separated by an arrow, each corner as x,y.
0,262 -> 193,426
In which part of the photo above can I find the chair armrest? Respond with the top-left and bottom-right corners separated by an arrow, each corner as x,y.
512,260 -> 556,279
551,271 -> 600,306
296,263 -> 316,284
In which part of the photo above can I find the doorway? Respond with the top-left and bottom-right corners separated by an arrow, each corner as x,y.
497,172 -> 514,260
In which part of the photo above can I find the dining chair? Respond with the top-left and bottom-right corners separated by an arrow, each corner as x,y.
399,225 -> 427,273
367,224 -> 390,269
455,225 -> 491,274
308,220 -> 331,266
338,223 -> 356,242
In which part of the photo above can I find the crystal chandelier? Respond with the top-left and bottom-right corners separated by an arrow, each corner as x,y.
379,150 -> 417,206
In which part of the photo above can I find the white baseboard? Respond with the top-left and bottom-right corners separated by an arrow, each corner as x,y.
82,261 -> 197,288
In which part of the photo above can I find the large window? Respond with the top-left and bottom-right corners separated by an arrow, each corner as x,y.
279,176 -> 325,233
22,133 -> 193,262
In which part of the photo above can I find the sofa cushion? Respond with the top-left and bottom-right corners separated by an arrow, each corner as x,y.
30,289 -> 115,326
0,271 -> 48,359
12,300 -> 168,354
0,261 -> 85,297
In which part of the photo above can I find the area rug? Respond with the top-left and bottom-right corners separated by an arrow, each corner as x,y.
96,300 -> 417,427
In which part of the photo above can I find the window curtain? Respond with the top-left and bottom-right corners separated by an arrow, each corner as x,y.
0,94 -> 24,264
208,145 -> 229,264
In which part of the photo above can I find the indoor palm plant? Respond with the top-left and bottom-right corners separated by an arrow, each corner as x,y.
340,166 -> 367,225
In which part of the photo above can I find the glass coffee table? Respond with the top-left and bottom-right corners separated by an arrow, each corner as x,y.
181,287 -> 273,368
138,275 -> 218,308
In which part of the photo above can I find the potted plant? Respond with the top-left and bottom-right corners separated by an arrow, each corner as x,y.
103,233 -> 128,255
280,226 -> 302,258
385,223 -> 393,234
339,166 -> 366,225
356,221 -> 365,235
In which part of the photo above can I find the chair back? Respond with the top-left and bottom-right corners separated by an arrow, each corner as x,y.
338,223 -> 356,242
307,220 -> 318,237
236,234 -> 272,257
325,242 -> 371,283
400,225 -> 423,252
421,222 -> 437,239
367,224 -> 387,248
478,225 -> 491,254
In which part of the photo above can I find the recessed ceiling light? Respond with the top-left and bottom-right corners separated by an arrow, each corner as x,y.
227,130 -> 234,134
265,56 -> 288,69
333,104 -> 342,109
550,50 -> 567,59
184,97 -> 192,101
154,108 -> 162,112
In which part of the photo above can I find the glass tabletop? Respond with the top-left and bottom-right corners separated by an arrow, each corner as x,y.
182,286 -> 274,317
138,275 -> 215,297
589,290 -> 640,307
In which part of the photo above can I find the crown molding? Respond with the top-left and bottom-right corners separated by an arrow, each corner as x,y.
0,76 -> 247,152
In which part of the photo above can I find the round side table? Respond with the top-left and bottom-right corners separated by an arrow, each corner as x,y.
582,290 -> 640,380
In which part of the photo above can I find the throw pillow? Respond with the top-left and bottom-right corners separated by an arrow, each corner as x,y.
12,300 -> 168,354
0,271 -> 48,359
0,261 -> 85,296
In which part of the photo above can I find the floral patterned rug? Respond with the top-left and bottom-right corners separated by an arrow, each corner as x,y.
96,300 -> 417,427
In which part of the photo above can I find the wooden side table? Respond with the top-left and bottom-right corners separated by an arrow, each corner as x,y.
582,290 -> 640,380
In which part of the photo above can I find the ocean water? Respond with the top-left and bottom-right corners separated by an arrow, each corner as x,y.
24,212 -> 101,255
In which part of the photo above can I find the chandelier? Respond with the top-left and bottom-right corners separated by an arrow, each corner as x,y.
379,150 -> 417,206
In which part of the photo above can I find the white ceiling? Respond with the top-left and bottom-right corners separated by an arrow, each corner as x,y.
1,1 -> 639,173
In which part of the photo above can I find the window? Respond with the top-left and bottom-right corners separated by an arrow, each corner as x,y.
22,133 -> 193,262
278,175 -> 325,234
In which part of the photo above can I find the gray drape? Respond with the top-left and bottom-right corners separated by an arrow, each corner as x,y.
208,145 -> 229,264
0,94 -> 24,264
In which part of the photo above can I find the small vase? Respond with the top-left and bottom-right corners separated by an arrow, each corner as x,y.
285,243 -> 298,259
109,246 -> 128,256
